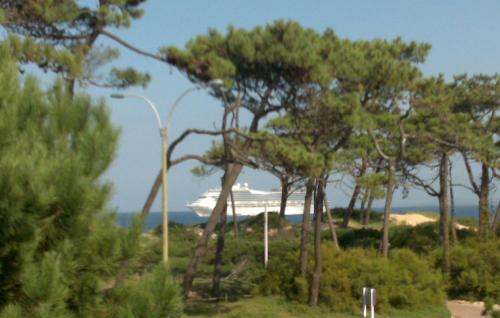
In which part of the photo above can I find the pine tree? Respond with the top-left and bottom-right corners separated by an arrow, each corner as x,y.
0,44 -> 181,317
452,74 -> 499,238
0,0 -> 150,90
403,77 -> 472,271
163,21 -> 342,295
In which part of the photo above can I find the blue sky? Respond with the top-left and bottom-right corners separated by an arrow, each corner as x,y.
87,0 -> 500,212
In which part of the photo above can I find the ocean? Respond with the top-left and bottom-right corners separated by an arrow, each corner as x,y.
117,205 -> 483,231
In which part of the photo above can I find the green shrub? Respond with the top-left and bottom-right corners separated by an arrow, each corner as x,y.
444,238 -> 500,303
389,223 -> 440,253
229,237 -> 298,292
330,208 -> 383,223
259,244 -> 445,313
259,249 -> 298,296
104,264 -> 182,318
0,304 -> 24,318
336,223 -> 442,253
240,212 -> 287,235
336,228 -> 380,249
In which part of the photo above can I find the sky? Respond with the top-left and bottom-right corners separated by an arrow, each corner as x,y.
85,0 -> 500,212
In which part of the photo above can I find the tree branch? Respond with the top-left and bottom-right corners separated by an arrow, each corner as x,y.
368,130 -> 391,160
451,182 -> 476,193
403,169 -> 439,197
167,128 -> 252,164
101,30 -> 166,63
461,152 -> 480,195
170,155 -> 223,168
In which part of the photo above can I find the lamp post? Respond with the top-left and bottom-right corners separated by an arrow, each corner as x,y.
264,202 -> 268,268
111,79 -> 223,264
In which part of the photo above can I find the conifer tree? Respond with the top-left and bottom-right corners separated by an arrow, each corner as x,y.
163,21 -> 342,295
404,77 -> 473,271
0,0 -> 150,90
348,39 -> 430,257
265,86 -> 358,305
0,45 -> 181,317
452,74 -> 499,238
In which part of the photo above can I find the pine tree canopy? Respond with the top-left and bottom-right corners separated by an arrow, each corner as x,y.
0,0 -> 150,89
0,44 -> 182,318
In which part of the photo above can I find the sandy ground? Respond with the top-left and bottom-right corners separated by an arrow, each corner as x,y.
447,300 -> 499,318
390,213 -> 436,226
390,213 -> 469,229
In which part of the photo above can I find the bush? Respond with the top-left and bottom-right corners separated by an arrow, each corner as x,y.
103,264 -> 182,318
259,244 -> 445,313
336,223 -> 442,252
444,238 -> 500,303
336,228 -> 380,249
389,223 -> 440,253
330,208 -> 383,223
241,212 -> 287,234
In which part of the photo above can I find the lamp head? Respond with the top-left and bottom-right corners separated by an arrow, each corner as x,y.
207,79 -> 224,87
110,93 -> 125,99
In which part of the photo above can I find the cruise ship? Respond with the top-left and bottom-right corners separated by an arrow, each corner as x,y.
187,183 -> 314,217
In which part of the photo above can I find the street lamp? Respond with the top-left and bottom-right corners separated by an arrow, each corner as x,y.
111,79 -> 224,264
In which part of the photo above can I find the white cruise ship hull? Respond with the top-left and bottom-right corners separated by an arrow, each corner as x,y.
187,183 -> 318,217
188,202 -> 308,217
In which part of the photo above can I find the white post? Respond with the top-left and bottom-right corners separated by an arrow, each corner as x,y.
370,288 -> 375,318
264,203 -> 268,268
362,287 -> 367,317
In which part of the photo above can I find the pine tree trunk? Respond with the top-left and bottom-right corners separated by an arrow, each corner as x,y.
299,178 -> 315,277
449,159 -> 457,243
277,177 -> 289,235
142,169 -> 162,216
212,202 -> 227,297
439,153 -> 450,272
230,189 -> 238,239
323,192 -> 339,249
360,190 -> 368,212
363,193 -> 375,226
183,163 -> 243,296
341,184 -> 361,228
478,163 -> 491,239
342,159 -> 367,228
491,201 -> 500,234
380,159 -> 395,257
309,178 -> 324,306
361,190 -> 371,226
363,160 -> 382,226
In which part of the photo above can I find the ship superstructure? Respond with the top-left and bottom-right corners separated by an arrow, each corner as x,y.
187,183 -> 314,217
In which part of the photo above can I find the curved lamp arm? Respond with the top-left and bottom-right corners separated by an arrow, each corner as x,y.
111,79 -> 224,130
110,93 -> 163,130
165,86 -> 200,128
166,79 -> 225,128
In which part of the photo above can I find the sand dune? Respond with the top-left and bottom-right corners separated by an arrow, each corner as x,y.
390,213 -> 436,226
390,213 -> 469,229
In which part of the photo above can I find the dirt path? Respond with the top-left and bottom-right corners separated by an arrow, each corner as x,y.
447,300 -> 490,318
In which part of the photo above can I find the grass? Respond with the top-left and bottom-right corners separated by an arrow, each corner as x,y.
141,213 -> 474,318
182,296 -> 450,318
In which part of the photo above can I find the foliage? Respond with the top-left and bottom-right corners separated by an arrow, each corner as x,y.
259,244 -> 445,313
439,238 -> 500,303
102,264 -> 182,318
183,295 -> 449,318
0,45 -> 180,317
330,208 -> 383,223
334,228 -> 381,249
0,0 -> 150,88
241,212 -> 289,233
